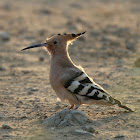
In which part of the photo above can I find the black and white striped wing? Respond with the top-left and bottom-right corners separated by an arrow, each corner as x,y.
65,72 -> 114,103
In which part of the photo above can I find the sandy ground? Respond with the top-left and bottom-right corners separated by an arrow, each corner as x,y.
0,0 -> 140,139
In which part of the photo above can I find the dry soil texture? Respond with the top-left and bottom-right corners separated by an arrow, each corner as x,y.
0,0 -> 140,140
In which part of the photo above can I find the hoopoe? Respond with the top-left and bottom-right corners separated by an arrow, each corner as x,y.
21,31 -> 133,112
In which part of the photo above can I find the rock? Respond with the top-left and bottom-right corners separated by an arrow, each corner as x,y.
27,91 -> 34,95
114,135 -> 125,139
0,31 -> 10,41
84,126 -> 96,133
39,56 -> 45,62
43,109 -> 87,127
134,57 -> 140,67
0,65 -> 6,71
126,42 -> 136,51
28,87 -> 38,92
82,126 -> 98,134
3,135 -> 13,138
2,124 -> 12,129
39,9 -> 52,15
20,116 -> 27,119
22,70 -> 30,74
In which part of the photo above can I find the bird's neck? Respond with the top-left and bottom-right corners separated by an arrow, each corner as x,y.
50,49 -> 75,68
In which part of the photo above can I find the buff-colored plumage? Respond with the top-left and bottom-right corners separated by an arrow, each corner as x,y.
21,32 -> 133,112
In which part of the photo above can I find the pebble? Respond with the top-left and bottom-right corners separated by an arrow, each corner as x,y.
27,91 -> 34,95
20,116 -> 27,119
2,124 -> 12,129
3,135 -> 13,138
0,65 -> 6,71
0,31 -> 10,41
39,56 -> 45,62
0,103 -> 4,106
39,9 -> 52,15
114,135 -> 125,139
22,70 -> 30,74
84,126 -> 97,134
28,87 -> 38,92
126,42 -> 136,51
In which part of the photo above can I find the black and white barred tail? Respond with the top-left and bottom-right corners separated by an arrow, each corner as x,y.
65,71 -> 133,112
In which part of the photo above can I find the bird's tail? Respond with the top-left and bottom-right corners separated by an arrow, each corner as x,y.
112,97 -> 134,112
107,96 -> 134,112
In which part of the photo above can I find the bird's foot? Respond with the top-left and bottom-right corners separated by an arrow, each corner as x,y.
69,104 -> 74,110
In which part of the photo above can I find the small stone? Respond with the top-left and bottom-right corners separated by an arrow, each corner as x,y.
22,70 -> 30,74
3,135 -> 13,138
39,56 -> 45,62
2,124 -> 12,129
126,42 -> 136,51
27,91 -> 34,95
137,99 -> 140,102
85,126 -> 96,133
39,29 -> 46,36
0,65 -> 6,71
114,135 -> 125,139
0,103 -> 4,106
20,116 -> 27,119
28,87 -> 38,92
82,126 -> 98,134
34,104 -> 40,108
39,9 -> 52,14
0,31 -> 10,41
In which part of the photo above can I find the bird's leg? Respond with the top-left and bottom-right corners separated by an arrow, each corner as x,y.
69,104 -> 74,110
73,105 -> 80,110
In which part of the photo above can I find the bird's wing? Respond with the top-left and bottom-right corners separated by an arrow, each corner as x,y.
64,71 -> 115,103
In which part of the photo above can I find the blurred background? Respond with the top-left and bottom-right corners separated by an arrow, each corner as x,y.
0,0 -> 140,139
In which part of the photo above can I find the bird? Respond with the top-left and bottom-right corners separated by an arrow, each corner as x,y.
21,31 -> 133,112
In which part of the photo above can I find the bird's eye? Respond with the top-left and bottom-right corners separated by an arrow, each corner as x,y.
54,41 -> 57,44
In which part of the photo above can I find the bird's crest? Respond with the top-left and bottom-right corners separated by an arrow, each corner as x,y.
21,31 -> 86,51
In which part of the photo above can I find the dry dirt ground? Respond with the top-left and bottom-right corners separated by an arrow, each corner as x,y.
0,0 -> 140,139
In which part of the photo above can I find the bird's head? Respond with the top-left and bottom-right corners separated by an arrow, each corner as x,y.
21,31 -> 86,55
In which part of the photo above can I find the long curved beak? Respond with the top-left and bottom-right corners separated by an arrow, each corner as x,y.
21,43 -> 48,51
